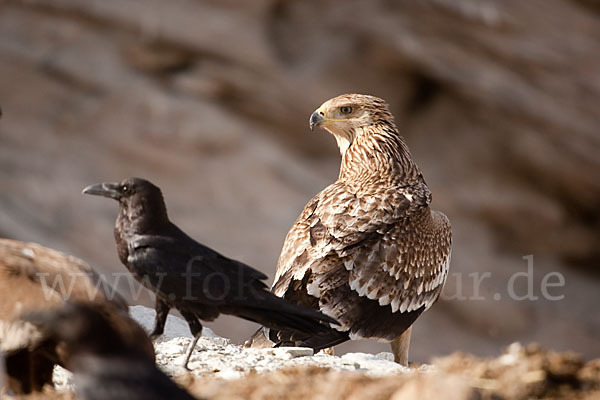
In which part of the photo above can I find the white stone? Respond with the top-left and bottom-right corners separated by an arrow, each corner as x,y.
258,347 -> 314,358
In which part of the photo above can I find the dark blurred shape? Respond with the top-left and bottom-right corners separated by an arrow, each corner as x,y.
574,0 -> 600,13
24,302 -> 197,400
0,352 -> 6,394
0,239 -> 152,394
83,177 -> 336,368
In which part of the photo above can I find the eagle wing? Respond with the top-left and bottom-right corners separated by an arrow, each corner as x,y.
273,180 -> 451,331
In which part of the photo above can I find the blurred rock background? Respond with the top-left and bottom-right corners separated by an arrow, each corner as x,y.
0,0 -> 598,362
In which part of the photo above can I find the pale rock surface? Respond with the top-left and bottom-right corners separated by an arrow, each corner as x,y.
52,305 -> 407,389
156,337 -> 407,380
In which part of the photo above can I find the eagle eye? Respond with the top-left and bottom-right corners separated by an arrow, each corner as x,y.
340,106 -> 353,115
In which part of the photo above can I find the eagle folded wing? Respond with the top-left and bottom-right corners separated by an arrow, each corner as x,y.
342,209 -> 451,313
274,180 -> 450,321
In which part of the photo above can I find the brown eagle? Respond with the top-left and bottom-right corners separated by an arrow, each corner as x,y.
247,94 -> 452,365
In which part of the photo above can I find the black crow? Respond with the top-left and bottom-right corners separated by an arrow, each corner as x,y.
82,177 -> 337,368
0,239 -> 152,394
24,302 -> 197,400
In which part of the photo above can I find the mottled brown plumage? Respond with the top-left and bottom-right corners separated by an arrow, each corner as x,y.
0,239 -> 153,394
248,94 -> 451,364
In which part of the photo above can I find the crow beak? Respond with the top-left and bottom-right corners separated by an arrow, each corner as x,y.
309,111 -> 325,131
82,182 -> 121,200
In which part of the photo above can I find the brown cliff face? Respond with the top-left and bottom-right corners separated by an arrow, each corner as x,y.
0,0 -> 598,361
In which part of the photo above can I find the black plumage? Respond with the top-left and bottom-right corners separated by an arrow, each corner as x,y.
24,302 -> 197,400
83,177 -> 337,368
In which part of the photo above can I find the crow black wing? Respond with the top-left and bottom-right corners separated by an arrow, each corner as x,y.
125,228 -> 269,306
125,226 -> 337,334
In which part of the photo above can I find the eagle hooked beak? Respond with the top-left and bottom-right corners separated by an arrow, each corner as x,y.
309,110 -> 325,131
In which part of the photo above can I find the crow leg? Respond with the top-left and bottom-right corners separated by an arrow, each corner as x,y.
150,298 -> 170,340
181,335 -> 200,371
179,309 -> 203,370
390,326 -> 412,366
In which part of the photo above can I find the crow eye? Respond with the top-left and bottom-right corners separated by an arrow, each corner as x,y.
340,106 -> 353,115
121,185 -> 129,193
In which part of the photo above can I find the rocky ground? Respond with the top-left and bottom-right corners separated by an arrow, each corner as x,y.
25,340 -> 600,400
181,344 -> 600,400
29,308 -> 596,400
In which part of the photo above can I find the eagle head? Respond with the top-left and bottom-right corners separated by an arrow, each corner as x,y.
309,94 -> 396,155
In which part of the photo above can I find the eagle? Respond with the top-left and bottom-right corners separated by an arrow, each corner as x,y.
247,94 -> 452,365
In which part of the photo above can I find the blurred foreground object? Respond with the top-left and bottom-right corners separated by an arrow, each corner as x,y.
188,343 -> 600,400
0,239 -> 151,394
25,302 -> 196,400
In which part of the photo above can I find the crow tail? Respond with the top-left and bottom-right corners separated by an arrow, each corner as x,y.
219,292 -> 338,336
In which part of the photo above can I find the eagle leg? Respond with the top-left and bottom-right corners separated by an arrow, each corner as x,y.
391,326 -> 412,366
